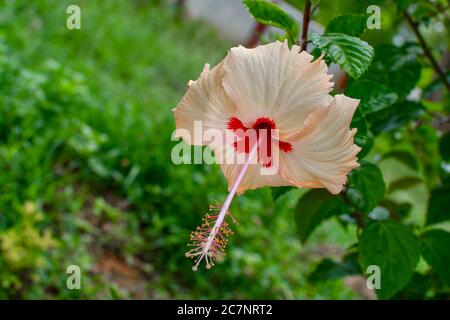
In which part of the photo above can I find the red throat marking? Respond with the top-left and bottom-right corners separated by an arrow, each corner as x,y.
227,117 -> 293,165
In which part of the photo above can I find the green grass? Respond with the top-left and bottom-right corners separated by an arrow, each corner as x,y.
0,0 -> 360,299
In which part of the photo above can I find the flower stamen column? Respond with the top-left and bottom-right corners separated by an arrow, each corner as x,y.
186,143 -> 258,271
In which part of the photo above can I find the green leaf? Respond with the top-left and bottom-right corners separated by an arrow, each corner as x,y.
350,108 -> 373,158
347,162 -> 385,212
382,150 -> 419,170
365,44 -> 421,97
439,132 -> 450,161
388,176 -> 422,193
311,33 -> 374,79
420,229 -> 450,286
271,186 -> 294,201
294,189 -> 348,243
346,80 -> 398,115
325,14 -> 368,37
367,101 -> 426,135
243,0 -> 298,40
427,185 -> 450,225
308,252 -> 361,284
359,220 -> 420,299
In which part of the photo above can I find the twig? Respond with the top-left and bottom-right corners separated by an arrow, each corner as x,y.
300,0 -> 312,51
403,11 -> 450,92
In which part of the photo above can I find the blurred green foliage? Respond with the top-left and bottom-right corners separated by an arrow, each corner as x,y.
0,0 -> 449,300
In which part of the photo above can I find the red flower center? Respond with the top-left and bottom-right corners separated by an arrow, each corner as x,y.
227,117 -> 293,166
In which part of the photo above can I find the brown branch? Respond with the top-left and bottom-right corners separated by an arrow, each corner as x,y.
246,23 -> 268,48
300,0 -> 312,51
403,11 -> 450,92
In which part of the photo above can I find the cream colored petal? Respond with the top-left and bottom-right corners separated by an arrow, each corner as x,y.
222,41 -> 333,136
172,60 -> 237,146
279,95 -> 361,194
214,144 -> 291,194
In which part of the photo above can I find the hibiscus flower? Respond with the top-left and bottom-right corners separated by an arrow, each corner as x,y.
173,40 -> 361,270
